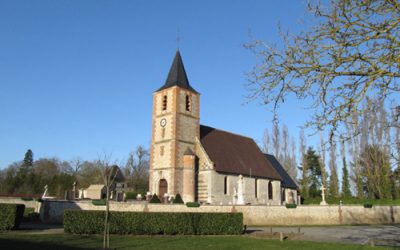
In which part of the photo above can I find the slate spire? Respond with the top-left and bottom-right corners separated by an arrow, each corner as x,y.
157,50 -> 198,93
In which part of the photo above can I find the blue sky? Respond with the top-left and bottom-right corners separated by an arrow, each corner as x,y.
0,0 -> 316,168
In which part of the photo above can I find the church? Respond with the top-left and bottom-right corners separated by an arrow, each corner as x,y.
149,51 -> 298,205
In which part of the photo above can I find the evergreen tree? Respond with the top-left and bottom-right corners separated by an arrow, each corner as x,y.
23,149 -> 33,168
340,139 -> 351,198
305,147 -> 322,198
341,160 -> 351,198
328,142 -> 339,198
15,149 -> 35,194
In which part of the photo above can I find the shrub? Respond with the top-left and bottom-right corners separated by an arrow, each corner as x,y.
149,194 -> 161,203
92,199 -> 106,206
64,210 -> 243,235
0,204 -> 25,230
186,202 -> 200,207
125,192 -> 137,200
364,204 -> 373,208
21,197 -> 33,201
285,204 -> 297,209
173,194 -> 184,204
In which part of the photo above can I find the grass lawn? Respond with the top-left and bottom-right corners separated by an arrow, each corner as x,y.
0,233 -> 396,250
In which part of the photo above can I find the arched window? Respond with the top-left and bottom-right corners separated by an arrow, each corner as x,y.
185,94 -> 191,111
224,176 -> 228,195
162,95 -> 167,111
268,181 -> 273,200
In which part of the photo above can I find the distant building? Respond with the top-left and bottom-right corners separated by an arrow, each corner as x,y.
80,165 -> 126,201
149,51 -> 298,205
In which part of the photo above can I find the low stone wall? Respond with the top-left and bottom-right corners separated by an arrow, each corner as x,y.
0,197 -> 41,213
40,200 -> 400,226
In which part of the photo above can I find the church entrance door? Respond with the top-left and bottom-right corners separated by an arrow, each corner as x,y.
159,179 -> 168,196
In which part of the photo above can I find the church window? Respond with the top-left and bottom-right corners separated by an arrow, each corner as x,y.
255,179 -> 258,198
268,181 -> 273,200
162,95 -> 167,111
224,176 -> 228,195
160,146 -> 164,156
161,128 -> 165,138
185,94 -> 191,111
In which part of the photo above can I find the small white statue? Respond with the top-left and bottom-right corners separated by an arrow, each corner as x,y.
320,185 -> 328,206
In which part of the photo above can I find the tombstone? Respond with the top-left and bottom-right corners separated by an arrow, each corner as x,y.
237,175 -> 245,205
232,187 -> 237,205
42,185 -> 49,198
146,191 -> 152,201
320,185 -> 328,205
163,193 -> 169,203
287,190 -> 294,204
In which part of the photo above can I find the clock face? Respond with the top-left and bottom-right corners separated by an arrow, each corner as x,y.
160,118 -> 167,127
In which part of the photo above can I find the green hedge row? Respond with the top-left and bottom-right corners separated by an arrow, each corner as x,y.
64,210 -> 243,235
91,199 -> 106,206
0,204 -> 25,230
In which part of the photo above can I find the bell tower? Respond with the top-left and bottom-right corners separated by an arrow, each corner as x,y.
149,51 -> 200,202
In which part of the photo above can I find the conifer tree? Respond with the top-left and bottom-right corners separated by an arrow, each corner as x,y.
340,140 -> 351,198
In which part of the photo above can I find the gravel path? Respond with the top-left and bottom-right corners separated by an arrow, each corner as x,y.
248,225 -> 400,247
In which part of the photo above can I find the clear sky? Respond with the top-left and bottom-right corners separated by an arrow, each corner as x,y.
0,0 -> 316,168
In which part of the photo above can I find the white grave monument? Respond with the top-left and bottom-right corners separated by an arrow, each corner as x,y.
320,185 -> 328,205
237,175 -> 245,205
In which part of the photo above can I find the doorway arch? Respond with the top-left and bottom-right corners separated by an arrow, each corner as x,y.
159,179 -> 168,196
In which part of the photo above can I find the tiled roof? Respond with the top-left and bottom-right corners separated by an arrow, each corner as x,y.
264,154 -> 298,189
200,125 -> 281,180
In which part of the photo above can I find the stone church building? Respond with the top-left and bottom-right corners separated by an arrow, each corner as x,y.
149,51 -> 298,205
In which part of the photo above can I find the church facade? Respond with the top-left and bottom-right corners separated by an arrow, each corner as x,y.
149,51 -> 298,205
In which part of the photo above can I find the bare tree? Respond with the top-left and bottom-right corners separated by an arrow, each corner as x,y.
358,145 -> 392,199
290,136 -> 298,180
299,129 -> 309,198
245,0 -> 400,142
124,146 -> 149,193
95,154 -> 119,250
318,132 -> 328,190
261,128 -> 271,153
272,121 -> 280,158
69,158 -> 83,174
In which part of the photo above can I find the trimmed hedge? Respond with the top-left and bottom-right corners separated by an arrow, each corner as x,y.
149,194 -> 161,203
186,202 -> 200,207
0,204 -> 25,230
64,210 -> 243,235
173,194 -> 184,204
125,192 -> 146,200
92,199 -> 106,206
285,204 -> 297,209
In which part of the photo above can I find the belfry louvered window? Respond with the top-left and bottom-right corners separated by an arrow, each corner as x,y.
162,95 -> 167,111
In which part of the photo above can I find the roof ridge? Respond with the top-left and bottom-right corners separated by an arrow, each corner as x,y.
200,124 -> 254,140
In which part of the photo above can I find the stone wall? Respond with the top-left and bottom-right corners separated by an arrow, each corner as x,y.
0,197 -> 41,212
40,200 -> 400,226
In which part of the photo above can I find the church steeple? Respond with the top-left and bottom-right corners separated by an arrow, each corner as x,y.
157,51 -> 198,94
